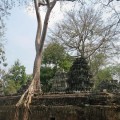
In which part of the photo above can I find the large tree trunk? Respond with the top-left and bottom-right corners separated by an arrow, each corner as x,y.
14,1 -> 56,119
32,0 -> 42,93
15,0 -> 56,108
33,0 -> 56,93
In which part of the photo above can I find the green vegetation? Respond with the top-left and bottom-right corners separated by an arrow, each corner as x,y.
40,66 -> 56,92
43,42 -> 72,71
41,42 -> 73,92
3,60 -> 27,95
93,65 -> 120,92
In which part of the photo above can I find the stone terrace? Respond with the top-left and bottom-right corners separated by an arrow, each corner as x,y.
0,92 -> 120,120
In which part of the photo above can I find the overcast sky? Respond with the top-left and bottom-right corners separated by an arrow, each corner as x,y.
5,1 -> 76,74
4,1 -> 120,74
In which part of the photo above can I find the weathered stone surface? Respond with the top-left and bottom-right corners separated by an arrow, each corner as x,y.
0,93 -> 120,120
0,95 -> 20,106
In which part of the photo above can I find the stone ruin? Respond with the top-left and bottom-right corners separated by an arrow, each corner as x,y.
67,56 -> 93,91
50,57 -> 93,92
50,70 -> 68,92
0,57 -> 120,120
0,92 -> 120,120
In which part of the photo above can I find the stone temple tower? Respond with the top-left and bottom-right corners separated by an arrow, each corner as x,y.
67,56 -> 93,91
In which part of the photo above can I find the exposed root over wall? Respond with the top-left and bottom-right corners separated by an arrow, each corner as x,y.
14,79 -> 42,120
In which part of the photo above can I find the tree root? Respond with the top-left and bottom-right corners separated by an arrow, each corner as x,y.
16,79 -> 34,107
14,107 -> 19,120
14,105 -> 29,120
14,79 -> 42,120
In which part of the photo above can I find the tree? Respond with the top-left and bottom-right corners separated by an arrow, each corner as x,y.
0,38 -> 7,81
4,79 -> 17,95
1,0 -> 56,97
96,68 -> 112,82
0,0 -> 82,119
40,66 -> 55,92
90,53 -> 107,76
43,42 -> 66,66
93,64 -> 120,92
41,42 -> 72,92
50,7 -> 120,60
93,1 -> 120,56
0,0 -> 12,48
109,64 -> 120,81
3,60 -> 27,95
10,1 -> 57,112
42,42 -> 72,71
94,67 -> 112,90
0,0 -> 14,81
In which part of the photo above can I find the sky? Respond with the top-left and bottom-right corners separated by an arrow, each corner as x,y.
4,2 -> 76,74
5,6 -> 37,74
3,1 -> 120,74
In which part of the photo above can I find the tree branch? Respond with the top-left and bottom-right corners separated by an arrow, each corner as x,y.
39,0 -> 56,53
34,0 -> 42,53
86,37 -> 106,59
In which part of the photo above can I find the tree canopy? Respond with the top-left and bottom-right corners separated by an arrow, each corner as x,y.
42,42 -> 72,71
50,6 -> 120,60
3,60 -> 27,95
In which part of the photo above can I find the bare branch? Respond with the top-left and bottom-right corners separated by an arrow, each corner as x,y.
39,0 -> 56,52
50,6 -> 119,59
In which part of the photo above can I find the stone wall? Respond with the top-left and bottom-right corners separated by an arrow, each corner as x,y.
28,105 -> 120,120
0,105 -> 120,120
0,93 -> 120,120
